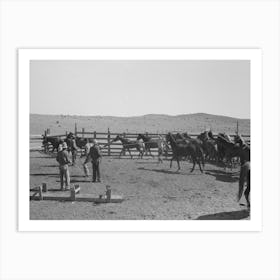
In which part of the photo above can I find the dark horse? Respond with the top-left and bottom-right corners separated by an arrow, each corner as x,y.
165,132 -> 204,173
111,135 -> 144,159
197,131 -> 218,162
42,136 -> 64,152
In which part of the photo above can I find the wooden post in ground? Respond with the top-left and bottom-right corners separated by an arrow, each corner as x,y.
42,183 -> 47,192
71,186 -> 76,201
236,121 -> 239,135
75,123 -> 77,136
38,186 -> 43,200
44,130 -> 47,152
107,128 -> 111,156
66,131 -> 68,137
94,131 -> 96,140
47,128 -> 50,135
82,128 -> 85,138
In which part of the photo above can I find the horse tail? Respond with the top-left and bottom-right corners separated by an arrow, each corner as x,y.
238,162 -> 250,201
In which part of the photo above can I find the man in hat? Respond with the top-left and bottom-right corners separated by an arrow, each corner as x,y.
84,139 -> 102,182
56,142 -> 72,190
66,132 -> 78,165
83,138 -> 93,177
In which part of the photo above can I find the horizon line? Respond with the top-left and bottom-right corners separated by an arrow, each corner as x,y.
30,112 -> 250,120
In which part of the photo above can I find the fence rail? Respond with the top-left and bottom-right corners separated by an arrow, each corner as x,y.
30,124 -> 250,156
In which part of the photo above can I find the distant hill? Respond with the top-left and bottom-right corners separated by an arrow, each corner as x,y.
30,113 -> 250,135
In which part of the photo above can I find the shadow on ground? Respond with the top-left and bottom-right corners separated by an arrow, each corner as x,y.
196,209 -> 250,220
138,166 -> 203,175
205,169 -> 239,183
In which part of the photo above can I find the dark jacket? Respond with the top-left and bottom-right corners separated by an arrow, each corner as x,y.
85,145 -> 102,163
56,150 -> 72,165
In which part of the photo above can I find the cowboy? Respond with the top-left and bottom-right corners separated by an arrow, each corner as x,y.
56,142 -> 72,190
83,138 -> 93,177
84,139 -> 102,182
66,133 -> 78,165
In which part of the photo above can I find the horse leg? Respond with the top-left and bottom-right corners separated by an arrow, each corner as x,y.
170,156 -> 174,168
190,156 -> 196,173
176,158 -> 181,171
198,159 -> 203,173
119,148 -> 124,158
128,149 -> 133,159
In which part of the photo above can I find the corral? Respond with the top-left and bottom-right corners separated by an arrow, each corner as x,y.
30,123 -> 250,220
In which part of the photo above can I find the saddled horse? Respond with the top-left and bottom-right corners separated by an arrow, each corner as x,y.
111,135 -> 144,159
75,137 -> 88,149
42,136 -> 64,152
166,132 -> 204,173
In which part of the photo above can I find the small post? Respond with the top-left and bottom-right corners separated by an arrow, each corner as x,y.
66,131 -> 68,137
47,128 -> 50,135
236,121 -> 239,135
94,131 -> 96,139
75,123 -> 77,137
44,130 -> 47,152
70,186 -> 76,201
38,186 -> 43,200
82,128 -> 85,138
106,185 -> 111,202
107,128 -> 111,156
74,184 -> 80,194
42,183 -> 47,192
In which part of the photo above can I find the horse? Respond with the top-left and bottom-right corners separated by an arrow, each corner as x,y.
75,137 -> 88,149
42,136 -> 64,152
197,131 -> 218,162
238,161 -> 250,208
111,135 -> 144,159
137,133 -> 168,163
165,132 -> 204,173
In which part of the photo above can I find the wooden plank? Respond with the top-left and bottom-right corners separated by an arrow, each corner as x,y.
30,190 -> 123,203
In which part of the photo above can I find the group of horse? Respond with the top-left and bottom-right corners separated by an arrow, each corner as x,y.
41,130 -> 251,208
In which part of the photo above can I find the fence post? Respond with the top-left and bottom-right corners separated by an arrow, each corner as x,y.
107,128 -> 111,156
94,131 -> 96,139
236,121 -> 239,135
75,123 -> 77,136
82,128 -> 85,138
66,131 -> 68,137
44,130 -> 47,152
47,128 -> 50,135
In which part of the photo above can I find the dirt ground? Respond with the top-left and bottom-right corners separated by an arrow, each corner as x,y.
30,151 -> 250,220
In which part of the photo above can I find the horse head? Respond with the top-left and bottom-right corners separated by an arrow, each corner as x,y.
137,134 -> 144,141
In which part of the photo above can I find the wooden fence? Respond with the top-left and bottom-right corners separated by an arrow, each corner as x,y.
30,124 -> 250,158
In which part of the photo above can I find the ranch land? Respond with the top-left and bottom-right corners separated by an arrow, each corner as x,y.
30,113 -> 250,220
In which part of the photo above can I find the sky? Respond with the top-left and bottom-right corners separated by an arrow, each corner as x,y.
30,60 -> 250,119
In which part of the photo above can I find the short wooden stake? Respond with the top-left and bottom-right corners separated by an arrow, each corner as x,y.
38,186 -> 43,200
74,184 -> 80,194
70,187 -> 76,201
42,183 -> 47,192
106,185 -> 111,202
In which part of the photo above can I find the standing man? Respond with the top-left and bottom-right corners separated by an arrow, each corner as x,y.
84,139 -> 102,183
66,132 -> 78,165
56,142 -> 72,190
83,138 -> 93,177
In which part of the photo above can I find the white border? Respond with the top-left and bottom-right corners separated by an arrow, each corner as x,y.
18,48 -> 262,231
